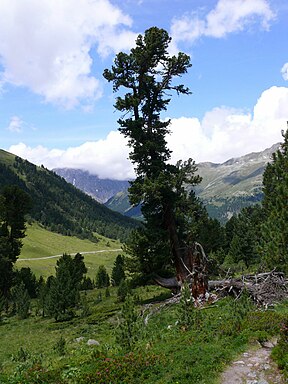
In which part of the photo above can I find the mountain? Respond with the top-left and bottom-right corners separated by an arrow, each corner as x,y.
105,144 -> 279,223
0,149 -> 139,242
53,168 -> 129,203
193,143 -> 279,221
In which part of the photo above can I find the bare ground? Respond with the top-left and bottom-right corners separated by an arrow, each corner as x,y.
220,341 -> 287,384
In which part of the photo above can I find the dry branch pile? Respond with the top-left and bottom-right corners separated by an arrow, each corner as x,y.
209,271 -> 288,306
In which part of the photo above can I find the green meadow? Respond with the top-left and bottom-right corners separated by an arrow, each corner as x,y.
18,223 -> 122,278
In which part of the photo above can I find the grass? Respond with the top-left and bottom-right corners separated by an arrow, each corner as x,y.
18,223 -> 122,278
1,285 -> 287,384
0,149 -> 15,166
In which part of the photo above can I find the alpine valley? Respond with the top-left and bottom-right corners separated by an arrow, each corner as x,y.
54,143 -> 279,223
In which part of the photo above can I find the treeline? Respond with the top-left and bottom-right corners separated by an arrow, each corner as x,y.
123,128 -> 288,282
0,253 -> 128,322
0,153 -> 139,242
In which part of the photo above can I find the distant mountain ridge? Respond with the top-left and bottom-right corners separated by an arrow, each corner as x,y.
53,143 -> 279,223
53,168 -> 129,203
194,143 -> 279,221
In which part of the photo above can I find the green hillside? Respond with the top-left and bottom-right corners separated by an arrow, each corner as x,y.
17,222 -> 121,278
0,149 -> 139,242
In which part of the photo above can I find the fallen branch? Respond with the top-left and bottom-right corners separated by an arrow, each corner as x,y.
209,271 -> 288,306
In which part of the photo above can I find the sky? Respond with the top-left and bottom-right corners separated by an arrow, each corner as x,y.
1,0 -> 288,180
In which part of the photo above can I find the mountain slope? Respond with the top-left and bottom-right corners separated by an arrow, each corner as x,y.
0,149 -> 139,242
104,144 -> 279,222
53,168 -> 129,203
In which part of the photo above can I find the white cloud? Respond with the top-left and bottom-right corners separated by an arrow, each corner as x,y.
7,116 -> 24,133
9,130 -> 134,180
171,0 -> 275,45
168,86 -> 287,164
0,0 -> 136,108
281,63 -> 288,81
9,86 -> 288,180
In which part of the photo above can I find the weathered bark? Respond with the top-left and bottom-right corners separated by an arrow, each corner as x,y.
209,271 -> 288,305
154,271 -> 287,307
156,204 -> 209,300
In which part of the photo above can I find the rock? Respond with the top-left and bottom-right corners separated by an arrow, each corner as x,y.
87,339 -> 100,346
75,337 -> 84,343
263,363 -> 271,370
262,341 -> 275,349
233,360 -> 245,365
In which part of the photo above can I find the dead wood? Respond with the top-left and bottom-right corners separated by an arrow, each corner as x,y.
209,271 -> 288,306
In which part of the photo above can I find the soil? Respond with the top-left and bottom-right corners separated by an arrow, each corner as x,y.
220,341 -> 286,384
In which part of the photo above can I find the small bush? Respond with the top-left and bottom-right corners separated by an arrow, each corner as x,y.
53,336 -> 66,356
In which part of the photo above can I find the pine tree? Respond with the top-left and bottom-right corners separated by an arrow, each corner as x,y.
260,127 -> 288,272
111,254 -> 125,286
11,282 -> 30,319
95,265 -> 110,288
104,27 -> 207,296
116,294 -> 140,351
0,186 -> 31,298
47,253 -> 87,321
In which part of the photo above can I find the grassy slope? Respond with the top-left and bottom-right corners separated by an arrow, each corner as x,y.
0,287 -> 287,383
0,149 -> 15,165
18,223 -> 122,278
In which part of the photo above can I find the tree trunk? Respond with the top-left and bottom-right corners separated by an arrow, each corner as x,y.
164,206 -> 208,300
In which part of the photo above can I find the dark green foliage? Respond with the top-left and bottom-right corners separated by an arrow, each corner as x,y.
80,293 -> 92,318
260,128 -> 288,272
53,336 -> 66,356
116,294 -> 140,351
0,185 -> 31,298
81,276 -> 94,291
104,27 -> 209,284
36,276 -> 49,317
11,282 -> 30,319
14,267 -> 38,299
221,292 -> 253,336
0,153 -> 139,243
271,316 -> 288,375
105,287 -> 110,297
111,254 -> 125,286
223,205 -> 264,271
117,279 -> 131,302
95,265 -> 110,288
46,253 -> 87,321
0,293 -> 5,322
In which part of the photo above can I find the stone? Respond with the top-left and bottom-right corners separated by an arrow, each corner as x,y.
87,339 -> 100,346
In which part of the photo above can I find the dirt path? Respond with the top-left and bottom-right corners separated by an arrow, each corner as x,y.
220,341 -> 286,384
18,249 -> 122,261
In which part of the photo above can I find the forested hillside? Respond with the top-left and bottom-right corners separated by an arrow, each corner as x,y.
0,149 -> 139,242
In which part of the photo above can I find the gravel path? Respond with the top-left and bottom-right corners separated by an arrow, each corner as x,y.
221,341 -> 286,384
18,249 -> 122,261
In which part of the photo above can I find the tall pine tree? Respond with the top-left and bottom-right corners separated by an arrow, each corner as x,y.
104,27 -> 208,297
0,186 -> 31,298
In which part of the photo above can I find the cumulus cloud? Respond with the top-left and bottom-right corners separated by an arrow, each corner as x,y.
9,130 -> 134,180
281,63 -> 288,81
7,116 -> 24,133
171,0 -> 275,45
8,86 -> 288,180
168,86 -> 287,164
0,0 -> 136,108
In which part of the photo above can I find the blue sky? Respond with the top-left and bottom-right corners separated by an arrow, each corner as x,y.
1,0 -> 288,179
